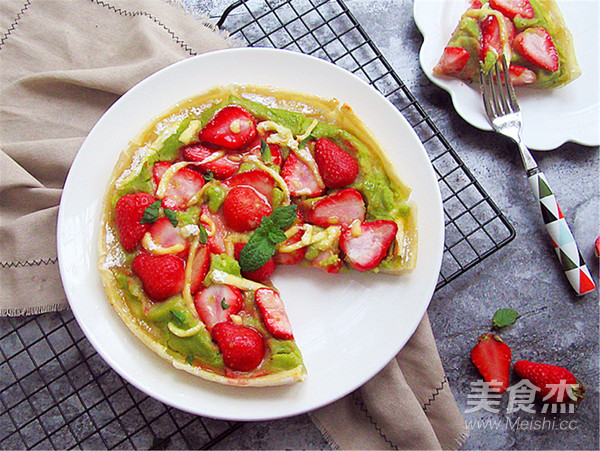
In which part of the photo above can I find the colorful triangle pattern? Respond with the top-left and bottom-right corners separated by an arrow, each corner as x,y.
528,172 -> 596,296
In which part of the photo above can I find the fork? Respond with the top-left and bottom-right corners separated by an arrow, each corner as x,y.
479,55 -> 596,296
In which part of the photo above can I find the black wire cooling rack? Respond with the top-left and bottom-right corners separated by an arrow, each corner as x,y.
0,0 -> 515,449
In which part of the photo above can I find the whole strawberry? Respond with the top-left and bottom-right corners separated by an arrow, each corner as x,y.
470,333 -> 511,393
132,253 -> 185,301
212,322 -> 265,372
514,360 -> 585,404
115,192 -> 157,252
314,138 -> 359,189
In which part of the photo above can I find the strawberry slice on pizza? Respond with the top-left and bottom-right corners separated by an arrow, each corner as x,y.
98,85 -> 417,386
433,0 -> 580,88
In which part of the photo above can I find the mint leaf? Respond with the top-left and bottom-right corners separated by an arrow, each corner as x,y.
198,223 -> 208,244
221,298 -> 230,310
141,200 -> 161,224
298,136 -> 313,149
164,209 -> 179,227
203,170 -> 214,182
240,233 -> 275,272
260,138 -> 272,163
492,308 -> 520,328
267,228 -> 287,245
170,309 -> 186,325
266,204 -> 298,231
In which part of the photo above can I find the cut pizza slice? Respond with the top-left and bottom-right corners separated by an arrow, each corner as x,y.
98,85 -> 417,386
434,0 -> 581,88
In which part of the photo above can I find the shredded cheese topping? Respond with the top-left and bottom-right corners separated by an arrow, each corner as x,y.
178,120 -> 201,145
141,233 -> 186,255
209,269 -> 267,292
245,155 -> 290,205
167,322 -> 204,338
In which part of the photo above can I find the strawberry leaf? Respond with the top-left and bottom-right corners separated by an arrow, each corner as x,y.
298,136 -> 313,149
492,308 -> 520,328
170,309 -> 186,325
221,298 -> 230,310
141,200 -> 161,224
203,170 -> 214,182
164,209 -> 179,227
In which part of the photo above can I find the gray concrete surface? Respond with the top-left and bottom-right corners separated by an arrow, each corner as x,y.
196,0 -> 599,449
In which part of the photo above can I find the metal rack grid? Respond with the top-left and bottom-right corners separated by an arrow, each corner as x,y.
0,0 -> 515,449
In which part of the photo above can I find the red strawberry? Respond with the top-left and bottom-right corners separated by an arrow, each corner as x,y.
433,47 -> 470,76
152,161 -> 172,187
314,138 -> 359,189
189,244 -> 210,294
193,284 -> 243,332
115,192 -> 157,252
182,143 -> 240,180
132,253 -> 185,301
509,65 -> 537,85
339,220 -> 398,272
200,204 -> 227,254
274,229 -> 307,265
147,216 -> 189,259
490,0 -> 535,19
234,242 -> 275,282
470,0 -> 482,8
255,288 -> 294,340
225,170 -> 276,204
199,105 -> 257,151
307,188 -> 366,228
212,322 -> 265,372
470,333 -> 511,393
594,236 -> 600,257
480,15 -> 502,61
514,360 -> 585,403
311,249 -> 342,274
153,163 -> 205,210
222,185 -> 273,232
513,27 -> 559,72
281,151 -> 325,198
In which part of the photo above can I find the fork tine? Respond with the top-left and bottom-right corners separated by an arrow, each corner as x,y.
492,59 -> 510,115
500,54 -> 520,114
479,67 -> 496,120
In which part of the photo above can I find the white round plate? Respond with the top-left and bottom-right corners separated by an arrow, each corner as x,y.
57,48 -> 444,421
414,0 -> 599,150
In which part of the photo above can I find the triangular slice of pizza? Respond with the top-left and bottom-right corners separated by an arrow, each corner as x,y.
98,85 -> 417,386
434,0 -> 580,88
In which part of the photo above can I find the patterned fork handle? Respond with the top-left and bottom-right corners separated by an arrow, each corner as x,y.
527,168 -> 596,295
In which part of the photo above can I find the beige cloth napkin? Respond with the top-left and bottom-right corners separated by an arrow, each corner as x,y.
0,0 -> 467,448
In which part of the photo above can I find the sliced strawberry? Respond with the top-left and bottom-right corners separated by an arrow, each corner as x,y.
182,143 -> 240,180
471,333 -> 512,393
470,0 -> 482,8
225,170 -> 276,204
145,216 -> 189,258
247,132 -> 283,166
307,188 -> 366,229
433,46 -> 471,76
314,138 -> 359,189
339,220 -> 398,272
212,322 -> 265,372
115,192 -> 157,252
234,242 -> 275,282
480,15 -> 502,61
189,244 -> 211,295
132,253 -> 185,301
513,27 -> 559,72
490,0 -> 535,19
274,229 -> 307,265
509,65 -> 537,85
281,151 -> 325,198
255,288 -> 294,340
311,249 -> 342,274
199,105 -> 257,151
152,161 -> 172,187
193,284 -> 243,332
200,204 -> 227,254
154,164 -> 205,210
222,185 -> 273,233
